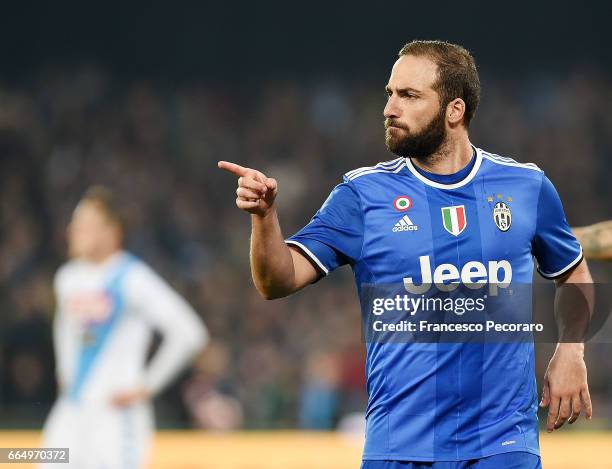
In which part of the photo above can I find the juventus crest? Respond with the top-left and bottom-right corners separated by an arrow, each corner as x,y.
493,202 -> 512,232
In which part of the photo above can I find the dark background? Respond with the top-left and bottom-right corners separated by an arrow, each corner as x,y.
0,1 -> 609,81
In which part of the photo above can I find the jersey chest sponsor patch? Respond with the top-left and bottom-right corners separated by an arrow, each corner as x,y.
67,291 -> 114,324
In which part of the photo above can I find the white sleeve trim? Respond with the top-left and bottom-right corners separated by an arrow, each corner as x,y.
285,240 -> 329,275
537,246 -> 583,279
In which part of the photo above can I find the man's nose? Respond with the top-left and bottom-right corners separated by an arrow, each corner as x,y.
383,96 -> 399,119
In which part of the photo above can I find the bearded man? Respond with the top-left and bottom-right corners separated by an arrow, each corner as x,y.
219,40 -> 593,469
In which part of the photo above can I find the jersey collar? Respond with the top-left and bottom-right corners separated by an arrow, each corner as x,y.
404,146 -> 483,190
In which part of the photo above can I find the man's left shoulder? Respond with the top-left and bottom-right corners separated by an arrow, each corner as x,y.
478,148 -> 543,177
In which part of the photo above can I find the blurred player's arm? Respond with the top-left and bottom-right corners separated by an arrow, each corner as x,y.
52,268 -> 71,394
573,220 -> 612,260
114,264 -> 208,406
218,161 -> 318,299
52,311 -> 66,393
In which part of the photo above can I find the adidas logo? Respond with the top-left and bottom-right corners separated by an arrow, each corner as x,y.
392,215 -> 418,232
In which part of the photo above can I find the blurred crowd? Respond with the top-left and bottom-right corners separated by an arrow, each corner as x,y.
0,65 -> 610,430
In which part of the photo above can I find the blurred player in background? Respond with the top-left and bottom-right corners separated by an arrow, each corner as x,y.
40,186 -> 208,469
219,40 -> 593,468
574,220 -> 612,260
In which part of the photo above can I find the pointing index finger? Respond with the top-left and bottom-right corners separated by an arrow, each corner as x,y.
218,161 -> 249,177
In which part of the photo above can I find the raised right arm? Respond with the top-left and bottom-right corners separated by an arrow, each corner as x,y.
218,161 -> 318,299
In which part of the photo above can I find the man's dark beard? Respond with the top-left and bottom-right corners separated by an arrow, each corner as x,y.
385,106 -> 446,160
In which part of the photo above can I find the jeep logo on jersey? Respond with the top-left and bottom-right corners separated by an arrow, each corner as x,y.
493,202 -> 512,232
441,205 -> 467,236
403,255 -> 512,296
393,196 -> 412,211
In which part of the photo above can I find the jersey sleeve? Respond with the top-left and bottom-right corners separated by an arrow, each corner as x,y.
532,175 -> 583,279
285,178 -> 363,278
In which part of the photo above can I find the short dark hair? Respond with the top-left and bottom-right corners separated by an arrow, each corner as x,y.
399,40 -> 480,126
80,185 -> 124,231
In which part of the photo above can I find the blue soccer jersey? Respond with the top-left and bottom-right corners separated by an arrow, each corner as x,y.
286,146 -> 582,462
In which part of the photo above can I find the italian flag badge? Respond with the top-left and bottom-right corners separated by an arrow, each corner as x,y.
441,205 -> 467,236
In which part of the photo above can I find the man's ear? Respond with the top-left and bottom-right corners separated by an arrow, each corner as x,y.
447,98 -> 466,126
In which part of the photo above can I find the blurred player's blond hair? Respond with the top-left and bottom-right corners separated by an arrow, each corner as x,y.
78,185 -> 124,231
